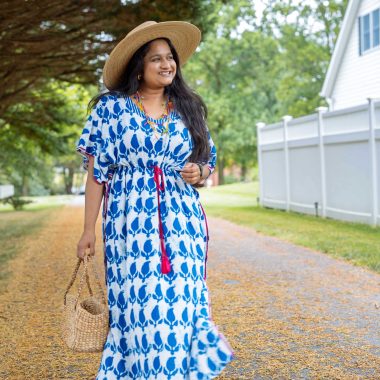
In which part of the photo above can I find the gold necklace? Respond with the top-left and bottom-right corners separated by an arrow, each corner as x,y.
135,91 -> 170,140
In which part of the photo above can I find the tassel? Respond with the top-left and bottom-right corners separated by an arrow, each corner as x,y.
151,164 -> 172,275
161,253 -> 171,274
158,206 -> 171,274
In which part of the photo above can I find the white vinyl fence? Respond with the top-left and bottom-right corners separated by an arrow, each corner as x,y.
0,185 -> 14,199
256,98 -> 380,226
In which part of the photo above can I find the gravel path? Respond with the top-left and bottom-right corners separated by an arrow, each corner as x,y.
208,216 -> 380,379
0,206 -> 379,379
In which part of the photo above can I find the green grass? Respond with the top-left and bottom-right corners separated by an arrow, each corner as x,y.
199,181 -> 380,273
0,195 -> 75,212
0,206 -> 62,283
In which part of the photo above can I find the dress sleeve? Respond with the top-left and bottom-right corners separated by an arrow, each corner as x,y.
75,98 -> 109,184
204,127 -> 217,175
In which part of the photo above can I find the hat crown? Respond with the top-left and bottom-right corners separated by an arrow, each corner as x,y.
128,21 -> 157,36
103,21 -> 201,90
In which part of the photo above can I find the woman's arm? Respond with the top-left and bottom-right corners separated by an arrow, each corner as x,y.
77,155 -> 104,259
194,126 -> 217,187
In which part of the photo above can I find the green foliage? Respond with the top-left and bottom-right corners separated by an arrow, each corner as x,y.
183,0 -> 348,182
260,0 -> 348,117
0,81 -> 92,195
184,1 -> 282,182
0,0 -> 349,189
1,0 -> 212,115
275,24 -> 330,117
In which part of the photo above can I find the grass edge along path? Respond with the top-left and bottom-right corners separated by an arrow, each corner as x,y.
199,182 -> 380,274
0,206 -> 62,284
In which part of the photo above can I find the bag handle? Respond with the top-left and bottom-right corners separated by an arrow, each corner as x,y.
63,252 -> 107,309
63,254 -> 92,305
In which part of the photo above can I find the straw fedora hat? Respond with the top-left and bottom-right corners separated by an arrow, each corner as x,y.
102,21 -> 201,90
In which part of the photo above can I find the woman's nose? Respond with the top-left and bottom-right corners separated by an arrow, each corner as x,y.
160,59 -> 171,68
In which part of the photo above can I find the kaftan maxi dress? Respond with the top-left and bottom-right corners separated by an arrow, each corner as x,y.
76,93 -> 234,380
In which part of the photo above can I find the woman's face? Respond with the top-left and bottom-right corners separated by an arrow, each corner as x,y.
141,39 -> 177,90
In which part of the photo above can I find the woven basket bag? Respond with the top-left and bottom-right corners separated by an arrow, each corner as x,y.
62,253 -> 109,352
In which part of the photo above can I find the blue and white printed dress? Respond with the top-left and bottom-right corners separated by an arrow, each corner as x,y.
76,93 -> 234,379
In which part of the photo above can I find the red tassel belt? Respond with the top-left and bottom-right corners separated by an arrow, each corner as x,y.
150,165 -> 172,274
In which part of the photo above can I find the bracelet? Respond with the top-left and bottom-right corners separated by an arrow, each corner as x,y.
196,163 -> 203,180
205,165 -> 212,180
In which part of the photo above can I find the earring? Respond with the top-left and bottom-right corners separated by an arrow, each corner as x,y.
137,74 -> 141,80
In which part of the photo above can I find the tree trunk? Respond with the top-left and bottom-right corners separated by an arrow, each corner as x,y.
21,173 -> 29,196
64,167 -> 74,194
241,164 -> 247,181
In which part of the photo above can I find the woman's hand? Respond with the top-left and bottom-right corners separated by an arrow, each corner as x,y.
180,162 -> 201,185
76,155 -> 103,260
180,162 -> 209,185
77,230 -> 96,259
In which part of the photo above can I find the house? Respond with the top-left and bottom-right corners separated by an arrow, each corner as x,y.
256,0 -> 380,226
321,0 -> 380,110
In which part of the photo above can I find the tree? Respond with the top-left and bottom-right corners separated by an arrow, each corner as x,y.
260,0 -> 349,117
0,0 -> 215,194
0,0 -> 350,190
0,0 -> 212,115
184,0 -> 282,183
0,81 -> 90,195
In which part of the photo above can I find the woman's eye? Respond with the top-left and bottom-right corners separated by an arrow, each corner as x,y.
168,56 -> 173,60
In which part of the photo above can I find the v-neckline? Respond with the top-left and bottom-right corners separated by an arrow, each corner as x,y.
126,94 -> 179,124
131,93 -> 169,123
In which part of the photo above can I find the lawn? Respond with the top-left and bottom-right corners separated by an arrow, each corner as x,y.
0,195 -> 75,212
199,181 -> 380,274
0,206 -> 62,283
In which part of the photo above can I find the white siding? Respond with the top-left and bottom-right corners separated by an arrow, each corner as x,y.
331,0 -> 380,110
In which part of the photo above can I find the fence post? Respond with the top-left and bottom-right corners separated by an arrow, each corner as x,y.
368,98 -> 378,227
316,107 -> 328,218
256,122 -> 266,207
282,115 -> 292,211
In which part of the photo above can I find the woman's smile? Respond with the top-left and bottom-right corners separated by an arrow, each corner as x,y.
158,71 -> 172,77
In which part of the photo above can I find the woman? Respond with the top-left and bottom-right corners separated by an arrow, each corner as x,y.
76,21 -> 234,379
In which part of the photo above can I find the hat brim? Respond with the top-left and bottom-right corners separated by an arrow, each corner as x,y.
103,21 -> 201,90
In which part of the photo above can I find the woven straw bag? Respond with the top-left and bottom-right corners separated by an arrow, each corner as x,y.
62,253 -> 109,352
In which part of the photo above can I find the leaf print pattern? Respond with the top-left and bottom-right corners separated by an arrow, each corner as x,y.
75,94 -> 234,379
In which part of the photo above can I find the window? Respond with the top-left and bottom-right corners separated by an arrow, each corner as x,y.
363,14 -> 371,51
359,8 -> 380,54
374,9 -> 380,47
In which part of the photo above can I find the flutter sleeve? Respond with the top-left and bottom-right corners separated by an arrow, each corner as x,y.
203,126 -> 217,176
75,97 -> 110,184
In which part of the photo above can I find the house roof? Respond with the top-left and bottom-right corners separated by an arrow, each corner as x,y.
320,0 -> 361,98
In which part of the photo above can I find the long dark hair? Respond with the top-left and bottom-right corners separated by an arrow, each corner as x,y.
88,38 -> 210,164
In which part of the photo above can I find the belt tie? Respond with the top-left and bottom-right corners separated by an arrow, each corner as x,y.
151,165 -> 172,274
